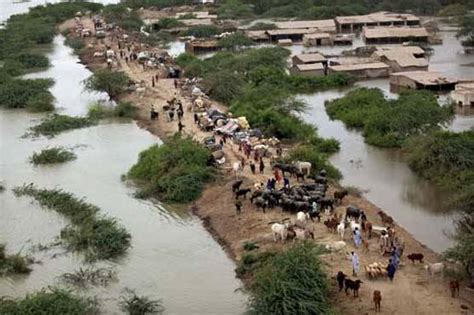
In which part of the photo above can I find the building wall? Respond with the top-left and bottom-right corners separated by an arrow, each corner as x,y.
451,91 -> 474,106
290,67 -> 325,77
331,67 -> 389,79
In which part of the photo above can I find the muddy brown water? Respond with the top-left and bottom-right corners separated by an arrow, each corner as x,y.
0,22 -> 247,315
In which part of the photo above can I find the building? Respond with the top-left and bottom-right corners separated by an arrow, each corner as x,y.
390,71 -> 458,92
373,46 -> 428,72
331,34 -> 354,46
180,18 -> 214,27
245,30 -> 269,42
278,39 -> 292,46
274,20 -> 336,33
303,33 -> 331,46
266,28 -> 314,43
363,26 -> 429,44
290,63 -> 326,77
175,11 -> 217,19
185,39 -> 221,54
329,62 -> 390,79
451,82 -> 474,106
292,53 -> 327,66
335,11 -> 420,33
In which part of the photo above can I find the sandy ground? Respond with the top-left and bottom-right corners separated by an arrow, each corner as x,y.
61,17 -> 474,315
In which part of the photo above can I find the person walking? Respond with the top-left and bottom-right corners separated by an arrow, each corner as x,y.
152,76 -> 155,87
240,157 -> 246,171
259,158 -> 265,174
194,113 -> 199,124
387,258 -> 396,282
249,160 -> 256,174
354,227 -> 362,248
178,121 -> 185,133
283,177 -> 290,189
235,199 -> 242,215
351,251 -> 359,276
174,79 -> 178,89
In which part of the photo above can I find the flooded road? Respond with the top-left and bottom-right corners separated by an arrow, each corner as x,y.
0,26 -> 246,315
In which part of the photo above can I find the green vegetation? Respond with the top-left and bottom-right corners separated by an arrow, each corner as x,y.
0,288 -> 98,315
247,22 -> 277,30
288,143 -> 342,180
458,14 -> 474,47
103,4 -> 144,31
238,243 -> 331,315
64,37 -> 85,54
119,289 -> 164,315
182,25 -> 220,38
0,77 -> 55,111
154,18 -> 184,30
13,184 -> 131,261
88,102 -> 138,120
128,135 -> 215,203
326,88 -> 453,147
217,0 -> 253,19
83,69 -> 130,100
218,33 -> 254,50
28,114 -> 95,137
30,147 -> 77,165
242,241 -> 259,251
438,4 -> 466,17
61,267 -> 116,287
0,244 -> 32,275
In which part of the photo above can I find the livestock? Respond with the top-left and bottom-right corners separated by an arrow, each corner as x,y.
253,197 -> 267,213
250,190 -> 263,202
325,241 -> 346,252
232,180 -> 243,193
320,198 -> 334,211
136,87 -> 146,98
407,253 -> 424,264
378,211 -> 394,226
271,223 -> 289,242
93,51 -> 104,58
336,271 -> 347,291
365,262 -> 388,279
344,279 -> 363,297
449,280 -> 459,298
362,239 -> 369,252
296,211 -> 310,227
337,221 -> 346,240
324,218 -> 338,232
362,221 -> 373,239
373,290 -> 382,312
273,163 -> 296,177
232,161 -> 242,177
334,190 -> 348,204
235,188 -> 251,200
424,262 -> 445,277
350,220 -> 361,233
294,161 -> 311,175
293,227 -> 314,241
346,206 -> 362,220
309,209 -> 321,222
309,175 -> 328,185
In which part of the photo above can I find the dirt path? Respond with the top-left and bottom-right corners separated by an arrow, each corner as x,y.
63,18 -> 474,315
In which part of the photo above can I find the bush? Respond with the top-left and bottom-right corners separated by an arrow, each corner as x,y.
128,135 -> 215,203
288,144 -> 342,180
2,59 -> 25,76
61,267 -> 116,287
0,78 -> 54,109
217,0 -> 253,19
64,36 -> 85,53
218,33 -> 254,50
182,25 -> 220,38
0,288 -> 98,314
28,114 -> 95,137
154,18 -> 183,30
14,53 -> 50,69
13,184 -> 131,261
83,69 -> 130,99
26,92 -> 55,112
88,101 -> 137,120
0,244 -> 32,275
119,289 -> 164,315
30,147 -> 76,165
248,22 -> 277,30
248,243 -> 331,315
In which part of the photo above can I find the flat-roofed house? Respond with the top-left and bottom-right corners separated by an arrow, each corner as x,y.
373,46 -> 428,72
390,71 -> 458,92
363,26 -> 429,44
303,33 -> 331,46
244,30 -> 270,42
290,63 -> 326,76
274,20 -> 336,33
266,28 -> 314,43
292,53 -> 327,66
329,62 -> 390,79
335,11 -> 420,33
451,82 -> 474,106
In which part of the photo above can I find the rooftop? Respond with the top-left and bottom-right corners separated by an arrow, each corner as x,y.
274,19 -> 336,32
454,82 -> 474,92
336,11 -> 420,25
175,11 -> 217,19
303,32 -> 331,39
374,46 -> 428,67
330,62 -> 389,71
391,71 -> 458,85
245,30 -> 268,40
180,18 -> 214,26
294,53 -> 327,63
295,63 -> 325,71
266,28 -> 315,36
363,26 -> 429,38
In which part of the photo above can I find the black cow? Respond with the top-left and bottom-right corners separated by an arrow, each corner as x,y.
232,180 -> 243,193
346,206 -> 362,220
345,279 -> 363,297
337,271 -> 347,292
235,188 -> 251,200
320,198 -> 334,211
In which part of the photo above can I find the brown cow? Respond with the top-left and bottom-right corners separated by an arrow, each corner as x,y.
449,280 -> 460,298
373,290 -> 382,312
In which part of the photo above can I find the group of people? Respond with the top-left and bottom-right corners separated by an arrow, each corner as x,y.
150,95 -> 185,133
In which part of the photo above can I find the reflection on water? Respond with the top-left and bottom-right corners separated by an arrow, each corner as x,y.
0,35 -> 246,314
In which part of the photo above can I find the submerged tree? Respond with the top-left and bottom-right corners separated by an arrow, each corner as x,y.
84,69 -> 130,100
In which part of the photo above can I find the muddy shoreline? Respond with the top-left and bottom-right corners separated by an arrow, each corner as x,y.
67,17 -> 474,314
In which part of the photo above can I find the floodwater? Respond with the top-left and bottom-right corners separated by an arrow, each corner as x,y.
0,9 -> 246,314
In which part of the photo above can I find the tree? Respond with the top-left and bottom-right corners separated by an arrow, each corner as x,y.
217,33 -> 254,50
83,70 -> 129,99
457,14 -> 474,47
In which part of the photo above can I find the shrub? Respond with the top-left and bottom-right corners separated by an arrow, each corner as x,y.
154,18 -> 183,30
83,69 -> 130,99
217,0 -> 253,19
2,59 -> 25,76
88,101 -> 137,120
0,78 -> 54,109
30,147 -> 76,165
119,289 -> 164,315
242,241 -> 259,251
13,184 -> 131,261
61,267 -> 116,287
128,135 -> 215,203
182,25 -> 220,38
28,114 -> 95,137
288,144 -> 342,180
248,22 -> 277,30
248,243 -> 331,315
0,244 -> 32,275
0,288 -> 98,315
14,53 -> 50,69
64,36 -> 85,53
217,33 -> 254,50
26,92 -> 55,112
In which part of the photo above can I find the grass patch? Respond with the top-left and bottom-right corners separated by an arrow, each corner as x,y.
243,241 -> 259,252
0,244 -> 32,275
28,114 -> 96,137
87,101 -> 137,120
0,287 -> 98,315
119,289 -> 164,315
325,88 -> 453,148
13,184 -> 131,261
128,134 -> 215,203
30,147 -> 76,165
61,267 -> 116,287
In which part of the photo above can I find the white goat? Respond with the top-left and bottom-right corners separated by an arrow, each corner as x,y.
294,161 -> 311,175
271,223 -> 289,243
425,262 -> 445,277
136,87 -> 146,98
325,241 -> 346,252
93,51 -> 104,58
337,221 -> 345,240
293,228 -> 314,241
296,211 -> 310,228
